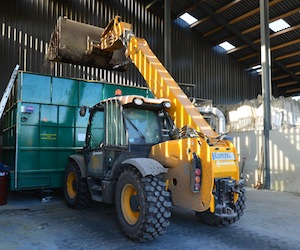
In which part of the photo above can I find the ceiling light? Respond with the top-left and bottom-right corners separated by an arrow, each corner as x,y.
218,41 -> 235,51
179,13 -> 198,25
251,65 -> 262,73
269,19 -> 290,32
256,68 -> 262,73
251,65 -> 261,70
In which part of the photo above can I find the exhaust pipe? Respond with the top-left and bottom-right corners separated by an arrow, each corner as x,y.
197,106 -> 226,134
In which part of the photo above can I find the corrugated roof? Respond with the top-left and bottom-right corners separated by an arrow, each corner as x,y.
144,0 -> 300,96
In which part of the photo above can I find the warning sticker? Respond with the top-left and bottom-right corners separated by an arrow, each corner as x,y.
40,133 -> 57,140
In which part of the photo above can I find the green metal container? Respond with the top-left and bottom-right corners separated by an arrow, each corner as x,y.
2,71 -> 152,190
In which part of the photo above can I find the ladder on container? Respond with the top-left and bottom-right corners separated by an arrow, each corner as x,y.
0,64 -> 20,119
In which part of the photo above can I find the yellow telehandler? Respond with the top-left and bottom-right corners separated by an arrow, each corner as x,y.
47,16 -> 245,242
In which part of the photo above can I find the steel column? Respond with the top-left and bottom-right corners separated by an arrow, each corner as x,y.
260,0 -> 271,189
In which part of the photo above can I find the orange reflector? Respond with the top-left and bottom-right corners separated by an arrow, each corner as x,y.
115,89 -> 122,96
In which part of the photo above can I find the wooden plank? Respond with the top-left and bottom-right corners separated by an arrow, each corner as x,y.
276,51 -> 300,60
277,81 -> 297,87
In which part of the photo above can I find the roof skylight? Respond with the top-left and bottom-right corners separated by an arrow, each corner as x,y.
269,19 -> 290,32
179,13 -> 198,25
218,41 -> 235,51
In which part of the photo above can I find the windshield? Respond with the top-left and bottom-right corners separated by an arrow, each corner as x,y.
123,108 -> 161,144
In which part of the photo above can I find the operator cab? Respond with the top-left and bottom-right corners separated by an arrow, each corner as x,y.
81,95 -> 174,177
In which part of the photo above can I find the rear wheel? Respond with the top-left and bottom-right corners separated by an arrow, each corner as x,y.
115,168 -> 171,242
196,188 -> 246,226
64,161 -> 91,208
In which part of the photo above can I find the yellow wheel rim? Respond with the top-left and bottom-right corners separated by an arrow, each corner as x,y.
121,184 -> 140,225
66,172 -> 77,199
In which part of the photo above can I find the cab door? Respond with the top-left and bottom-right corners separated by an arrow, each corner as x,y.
85,110 -> 105,176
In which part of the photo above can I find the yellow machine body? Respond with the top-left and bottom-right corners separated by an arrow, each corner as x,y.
149,138 -> 239,212
47,16 -> 242,214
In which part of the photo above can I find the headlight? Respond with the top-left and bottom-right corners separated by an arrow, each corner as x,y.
163,101 -> 171,108
134,98 -> 143,105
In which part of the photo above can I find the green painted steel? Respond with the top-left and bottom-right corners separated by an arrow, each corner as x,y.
2,71 -> 151,190
103,83 -> 154,99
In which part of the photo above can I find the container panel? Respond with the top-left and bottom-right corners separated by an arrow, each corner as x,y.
123,86 -> 153,97
3,72 -> 155,190
4,105 -> 17,128
17,174 -> 51,189
39,151 -> 58,170
93,111 -> 104,128
20,103 -> 40,126
75,107 -> 89,127
20,126 -> 39,147
2,130 -> 13,147
59,106 -> 75,127
2,149 -> 15,168
58,151 -> 74,168
9,129 -> 16,147
58,127 -> 75,147
52,77 -> 79,106
103,84 -> 153,99
10,171 -> 63,190
79,81 -> 103,107
89,129 -> 104,148
21,73 -> 51,103
49,172 -> 64,188
102,85 -> 127,99
18,151 -> 39,170
8,81 -> 19,109
41,105 -> 58,126
40,127 -> 58,147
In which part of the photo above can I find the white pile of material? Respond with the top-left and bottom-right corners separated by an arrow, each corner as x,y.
217,95 -> 300,132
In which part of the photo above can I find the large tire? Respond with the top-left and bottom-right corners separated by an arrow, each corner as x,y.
196,188 -> 246,226
63,161 -> 92,209
115,168 -> 171,242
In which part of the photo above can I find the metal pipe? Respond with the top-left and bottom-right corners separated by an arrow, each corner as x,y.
260,0 -> 271,189
197,107 -> 226,134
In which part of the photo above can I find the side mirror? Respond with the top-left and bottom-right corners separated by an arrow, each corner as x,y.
79,106 -> 87,117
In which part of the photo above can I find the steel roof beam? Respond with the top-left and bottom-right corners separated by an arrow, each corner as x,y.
188,0 -> 300,84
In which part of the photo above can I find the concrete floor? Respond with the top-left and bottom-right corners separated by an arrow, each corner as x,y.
0,187 -> 299,250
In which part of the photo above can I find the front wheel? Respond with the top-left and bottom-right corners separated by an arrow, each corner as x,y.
63,161 -> 91,209
115,168 -> 171,242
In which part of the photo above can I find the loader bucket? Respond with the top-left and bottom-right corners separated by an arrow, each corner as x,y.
46,17 -> 130,71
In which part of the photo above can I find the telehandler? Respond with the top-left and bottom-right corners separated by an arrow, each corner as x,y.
47,16 -> 245,242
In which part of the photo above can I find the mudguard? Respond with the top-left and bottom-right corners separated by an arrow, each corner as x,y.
68,154 -> 87,178
122,158 -> 167,177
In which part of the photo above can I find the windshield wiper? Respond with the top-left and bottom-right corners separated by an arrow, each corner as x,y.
124,116 -> 145,140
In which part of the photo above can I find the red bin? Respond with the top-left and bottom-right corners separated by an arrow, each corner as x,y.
0,171 -> 9,205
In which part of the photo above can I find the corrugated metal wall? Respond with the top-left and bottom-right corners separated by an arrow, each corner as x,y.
171,19 -> 261,104
0,0 -> 260,105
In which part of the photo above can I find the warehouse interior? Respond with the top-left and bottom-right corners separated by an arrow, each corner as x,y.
1,1 -> 299,187
1,0 -> 298,192
1,0 -> 300,247
1,0 -> 300,192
